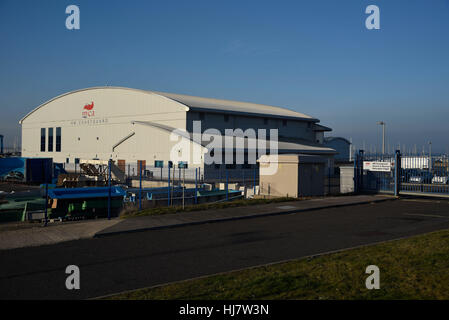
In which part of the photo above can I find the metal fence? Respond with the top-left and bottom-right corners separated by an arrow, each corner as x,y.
355,150 -> 449,197
399,155 -> 449,195
2,158 -> 344,224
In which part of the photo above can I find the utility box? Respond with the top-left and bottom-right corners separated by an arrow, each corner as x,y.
258,154 -> 326,197
26,158 -> 53,183
339,166 -> 355,193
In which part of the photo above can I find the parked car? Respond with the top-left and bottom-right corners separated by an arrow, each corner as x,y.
409,172 -> 433,184
432,176 -> 449,185
4,171 -> 24,181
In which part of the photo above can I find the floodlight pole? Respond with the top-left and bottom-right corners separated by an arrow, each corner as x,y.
377,121 -> 386,157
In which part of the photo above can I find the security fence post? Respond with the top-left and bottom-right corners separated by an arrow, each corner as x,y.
328,159 -> 331,195
195,168 -> 198,204
182,167 -> 185,209
168,164 -> 171,206
139,161 -> 142,210
108,159 -> 111,220
353,151 -> 358,193
172,165 -> 175,205
226,170 -> 229,201
253,165 -> 256,196
41,160 -> 49,227
394,150 -> 401,196
359,150 -> 364,192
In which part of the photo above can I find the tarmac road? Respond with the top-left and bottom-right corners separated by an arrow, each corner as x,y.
1,198 -> 449,299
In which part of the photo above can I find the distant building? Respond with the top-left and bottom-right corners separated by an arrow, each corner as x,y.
324,137 -> 351,161
313,124 -> 332,144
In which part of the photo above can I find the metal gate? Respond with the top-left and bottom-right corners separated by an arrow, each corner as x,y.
399,154 -> 449,196
354,150 -> 399,195
355,150 -> 449,197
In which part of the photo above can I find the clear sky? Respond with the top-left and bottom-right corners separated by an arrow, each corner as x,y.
1,0 -> 448,154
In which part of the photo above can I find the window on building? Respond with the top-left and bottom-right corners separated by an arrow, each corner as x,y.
178,162 -> 188,169
282,119 -> 287,126
48,128 -> 53,152
224,114 -> 229,122
66,158 -> 69,164
56,127 -> 61,152
40,128 -> 45,152
264,118 -> 268,125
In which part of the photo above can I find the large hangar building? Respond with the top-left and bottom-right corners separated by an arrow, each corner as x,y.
19,87 -> 336,180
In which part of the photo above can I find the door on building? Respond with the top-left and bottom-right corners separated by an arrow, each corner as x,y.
117,160 -> 126,173
299,163 -> 325,196
137,160 -> 147,175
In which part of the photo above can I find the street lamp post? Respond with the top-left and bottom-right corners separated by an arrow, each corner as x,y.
377,121 -> 386,157
429,141 -> 432,171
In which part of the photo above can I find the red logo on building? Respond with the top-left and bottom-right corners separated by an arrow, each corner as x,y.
82,102 -> 95,118
84,102 -> 94,110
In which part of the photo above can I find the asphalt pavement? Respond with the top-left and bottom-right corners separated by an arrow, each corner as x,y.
0,195 -> 390,250
1,198 -> 449,299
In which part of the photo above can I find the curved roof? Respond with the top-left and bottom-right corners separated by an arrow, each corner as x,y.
324,137 -> 351,144
20,86 -> 318,123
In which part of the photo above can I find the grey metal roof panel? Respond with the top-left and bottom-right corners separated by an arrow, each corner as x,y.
133,121 -> 337,155
313,124 -> 332,132
152,91 -> 318,121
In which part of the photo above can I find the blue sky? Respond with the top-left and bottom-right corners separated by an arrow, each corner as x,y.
1,0 -> 448,153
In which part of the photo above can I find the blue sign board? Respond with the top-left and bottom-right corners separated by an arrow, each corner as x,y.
154,160 -> 164,168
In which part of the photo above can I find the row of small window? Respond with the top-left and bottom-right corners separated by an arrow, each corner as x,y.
41,127 -> 61,152
198,112 -> 312,128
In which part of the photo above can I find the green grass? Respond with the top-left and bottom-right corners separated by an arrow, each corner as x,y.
120,197 -> 299,219
105,229 -> 449,300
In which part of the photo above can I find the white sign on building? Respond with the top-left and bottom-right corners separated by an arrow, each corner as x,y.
363,161 -> 393,172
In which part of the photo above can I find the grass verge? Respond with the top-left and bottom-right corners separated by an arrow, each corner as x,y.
120,197 -> 299,218
105,229 -> 449,299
